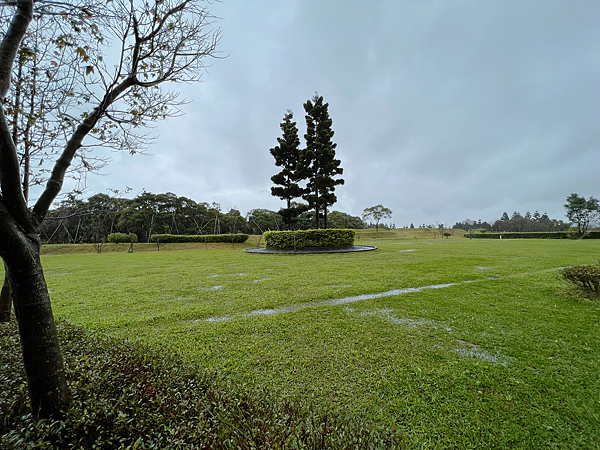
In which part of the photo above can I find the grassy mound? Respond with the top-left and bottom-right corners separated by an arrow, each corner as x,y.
0,320 -> 400,449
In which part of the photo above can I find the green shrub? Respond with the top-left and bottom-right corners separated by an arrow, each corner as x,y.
560,264 -> 600,298
107,233 -> 138,244
0,321 -> 401,449
151,234 -> 249,244
264,229 -> 355,249
464,232 -> 571,239
465,231 -> 600,240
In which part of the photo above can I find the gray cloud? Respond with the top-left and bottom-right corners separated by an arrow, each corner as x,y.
70,0 -> 599,226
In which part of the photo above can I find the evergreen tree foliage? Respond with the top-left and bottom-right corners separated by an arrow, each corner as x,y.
300,94 -> 344,229
270,110 -> 307,229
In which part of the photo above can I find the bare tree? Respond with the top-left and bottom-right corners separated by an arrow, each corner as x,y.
0,0 -> 220,419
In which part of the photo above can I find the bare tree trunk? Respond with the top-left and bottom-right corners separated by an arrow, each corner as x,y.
171,210 -> 179,234
73,217 -> 81,243
147,212 -> 155,243
0,266 -> 12,322
1,220 -> 70,419
0,54 -> 24,323
46,219 -> 64,244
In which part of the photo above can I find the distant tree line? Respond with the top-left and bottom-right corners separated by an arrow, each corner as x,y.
41,192 -> 367,244
453,211 -> 569,232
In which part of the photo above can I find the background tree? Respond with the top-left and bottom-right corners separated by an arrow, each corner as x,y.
565,193 -> 600,236
326,210 -> 366,229
246,208 -> 282,234
361,204 -> 392,231
299,94 -> 344,229
0,0 -> 220,419
270,110 -> 307,229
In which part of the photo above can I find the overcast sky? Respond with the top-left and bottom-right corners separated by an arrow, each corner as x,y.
73,0 -> 599,227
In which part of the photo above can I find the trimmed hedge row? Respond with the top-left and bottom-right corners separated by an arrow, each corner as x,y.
465,231 -> 600,239
151,233 -> 249,244
107,233 -> 138,244
264,229 -> 355,249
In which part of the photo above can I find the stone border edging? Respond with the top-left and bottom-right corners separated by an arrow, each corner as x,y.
244,245 -> 377,254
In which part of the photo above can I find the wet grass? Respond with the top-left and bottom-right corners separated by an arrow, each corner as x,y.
6,235 -> 600,447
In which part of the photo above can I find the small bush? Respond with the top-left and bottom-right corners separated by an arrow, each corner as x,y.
560,264 -> 600,299
151,234 -> 249,244
264,229 -> 355,250
107,233 -> 138,244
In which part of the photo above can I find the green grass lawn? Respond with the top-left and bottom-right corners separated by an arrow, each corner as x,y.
7,234 -> 600,447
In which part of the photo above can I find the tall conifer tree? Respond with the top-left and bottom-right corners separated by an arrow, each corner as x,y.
270,110 -> 307,229
300,94 -> 344,229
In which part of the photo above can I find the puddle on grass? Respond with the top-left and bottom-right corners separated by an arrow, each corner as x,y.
207,274 -> 221,278
252,278 -> 271,283
455,338 -> 509,366
199,267 -> 565,325
206,316 -> 229,323
361,308 -> 432,327
398,249 -> 416,253
209,285 -> 223,291
203,282 -> 458,323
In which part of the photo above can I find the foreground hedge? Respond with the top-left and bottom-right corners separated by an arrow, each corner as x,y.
0,320 -> 401,449
264,229 -> 355,249
464,231 -> 600,239
151,233 -> 249,244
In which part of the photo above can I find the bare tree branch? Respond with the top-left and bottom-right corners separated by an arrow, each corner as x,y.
33,75 -> 135,218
